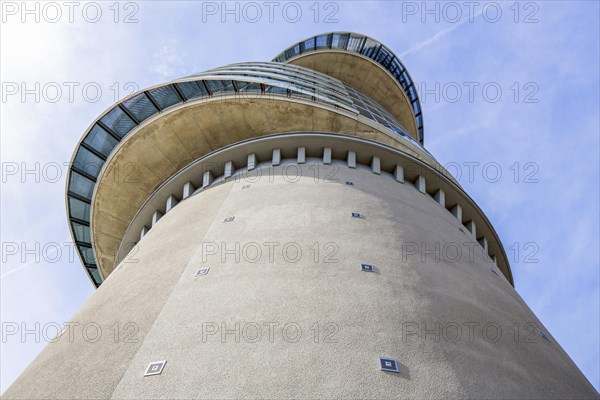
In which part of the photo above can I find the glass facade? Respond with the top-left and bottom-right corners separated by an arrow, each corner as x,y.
68,61 -> 426,287
272,32 -> 424,144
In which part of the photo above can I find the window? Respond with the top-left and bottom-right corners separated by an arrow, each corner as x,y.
100,107 -> 136,138
236,81 -> 262,94
149,85 -> 182,109
412,100 -> 421,114
72,221 -> 91,243
78,245 -> 95,264
316,34 -> 329,49
289,44 -> 300,57
176,81 -> 208,100
265,85 -> 287,95
123,93 -> 158,122
408,85 -> 417,100
69,170 -> 95,200
331,33 -> 342,49
68,196 -> 90,222
304,38 -> 315,51
204,80 -> 234,95
73,146 -> 104,179
87,267 -> 102,286
83,124 -> 118,157
361,39 -> 379,58
347,34 -> 363,52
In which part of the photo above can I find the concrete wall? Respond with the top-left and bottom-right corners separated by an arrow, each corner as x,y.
5,161 -> 597,399
91,98 -> 441,277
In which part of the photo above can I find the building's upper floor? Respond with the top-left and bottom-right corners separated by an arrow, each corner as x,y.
65,32 -> 513,288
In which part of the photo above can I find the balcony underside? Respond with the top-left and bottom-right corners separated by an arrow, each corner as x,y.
286,51 -> 420,141
92,97 -> 434,278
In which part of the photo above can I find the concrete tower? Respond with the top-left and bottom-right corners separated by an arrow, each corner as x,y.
5,32 -> 598,399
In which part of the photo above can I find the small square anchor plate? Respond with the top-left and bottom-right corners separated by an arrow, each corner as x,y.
144,360 -> 166,376
361,263 -> 375,272
379,356 -> 400,373
195,267 -> 210,277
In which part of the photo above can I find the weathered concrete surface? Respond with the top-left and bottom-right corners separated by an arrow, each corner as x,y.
5,163 -> 597,399
110,133 -> 511,284
92,97 -> 441,278
3,183 -> 233,400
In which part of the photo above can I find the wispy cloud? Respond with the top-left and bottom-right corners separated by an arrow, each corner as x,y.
149,38 -> 186,80
399,8 -> 484,57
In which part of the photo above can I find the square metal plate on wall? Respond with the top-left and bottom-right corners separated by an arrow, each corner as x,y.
361,263 -> 375,272
379,356 -> 400,373
144,360 -> 167,376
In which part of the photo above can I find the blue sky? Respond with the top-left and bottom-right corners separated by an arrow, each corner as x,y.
1,0 -> 598,393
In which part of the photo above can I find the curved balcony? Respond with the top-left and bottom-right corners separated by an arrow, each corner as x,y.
66,62 -> 431,287
273,32 -> 424,144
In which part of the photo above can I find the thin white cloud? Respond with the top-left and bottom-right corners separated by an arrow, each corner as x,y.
399,8 -> 484,58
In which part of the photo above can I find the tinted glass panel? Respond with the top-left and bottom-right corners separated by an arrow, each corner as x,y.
412,101 -> 421,114
177,81 -> 208,100
377,48 -> 393,64
236,81 -> 262,93
333,33 -> 349,49
73,146 -> 103,179
316,34 -> 328,49
123,93 -> 158,122
149,85 -> 181,109
388,63 -> 401,77
331,33 -> 341,48
265,85 -> 287,95
87,267 -> 102,285
400,72 -> 411,90
356,106 -> 371,118
374,114 -> 389,126
304,38 -> 315,51
101,107 -> 136,138
220,80 -> 235,93
347,34 -> 363,52
79,245 -> 95,264
69,171 -> 95,199
408,86 -> 417,99
83,125 -> 117,157
205,80 -> 233,94
72,221 -> 91,243
68,196 -> 90,222
361,39 -> 379,57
